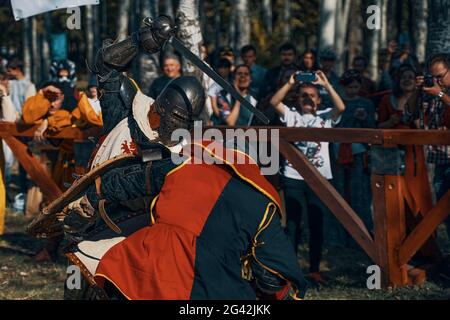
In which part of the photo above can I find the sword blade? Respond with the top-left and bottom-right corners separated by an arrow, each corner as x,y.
168,37 -> 269,124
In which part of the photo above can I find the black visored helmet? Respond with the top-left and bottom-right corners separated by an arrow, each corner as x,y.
154,76 -> 205,146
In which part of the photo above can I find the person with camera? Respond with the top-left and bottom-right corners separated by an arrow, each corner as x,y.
270,69 -> 345,285
378,65 -> 434,241
406,53 -> 450,238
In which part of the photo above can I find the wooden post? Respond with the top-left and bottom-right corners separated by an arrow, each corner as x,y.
0,134 -> 62,201
372,175 -> 408,288
278,139 -> 376,261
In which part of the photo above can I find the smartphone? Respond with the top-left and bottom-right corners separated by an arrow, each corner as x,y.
295,72 -> 317,83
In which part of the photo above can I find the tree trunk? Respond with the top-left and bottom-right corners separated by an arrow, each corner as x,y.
262,0 -> 272,35
92,5 -> 100,53
235,0 -> 250,50
101,0 -> 107,39
426,0 -> 449,57
334,0 -> 351,76
347,1 -> 362,69
139,0 -> 160,91
41,13 -> 51,82
199,0 -> 206,43
151,0 -> 159,17
23,18 -> 31,80
86,5 -> 95,69
379,0 -> 388,48
214,0 -> 221,51
31,17 -> 40,84
164,0 -> 174,17
396,0 -> 402,40
177,0 -> 210,123
414,1 -> 428,64
229,1 -> 236,48
368,0 -> 381,82
117,0 -> 131,41
176,0 -> 203,78
283,0 -> 291,41
387,0 -> 396,40
318,0 -> 337,52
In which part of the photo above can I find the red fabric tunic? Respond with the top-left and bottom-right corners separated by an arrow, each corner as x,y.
94,141 -> 282,299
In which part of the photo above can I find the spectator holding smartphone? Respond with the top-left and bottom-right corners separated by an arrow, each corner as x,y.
270,70 -> 345,284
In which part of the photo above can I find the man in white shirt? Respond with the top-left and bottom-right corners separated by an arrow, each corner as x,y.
87,84 -> 101,116
6,59 -> 36,118
270,70 -> 345,284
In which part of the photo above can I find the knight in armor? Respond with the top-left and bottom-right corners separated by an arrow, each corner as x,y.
56,15 -> 307,300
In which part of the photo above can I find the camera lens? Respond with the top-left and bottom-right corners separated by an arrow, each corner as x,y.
424,74 -> 434,88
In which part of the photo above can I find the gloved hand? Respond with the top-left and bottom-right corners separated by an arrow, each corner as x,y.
58,195 -> 96,242
138,15 -> 176,54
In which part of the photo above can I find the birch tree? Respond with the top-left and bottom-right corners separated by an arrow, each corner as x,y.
334,0 -> 351,76
318,0 -> 337,52
139,0 -> 160,90
86,5 -> 95,68
117,0 -> 131,41
283,0 -> 291,41
176,0 -> 203,78
23,18 -> 31,80
379,0 -> 388,48
31,17 -> 39,84
214,0 -> 221,50
41,13 -> 51,82
262,0 -> 272,35
235,0 -> 250,50
367,0 -> 381,82
414,1 -> 428,64
228,1 -> 236,48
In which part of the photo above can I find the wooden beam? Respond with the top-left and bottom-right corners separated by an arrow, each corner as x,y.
206,126 -> 384,144
382,129 -> 450,146
371,175 -> 389,287
0,133 -> 62,201
2,122 -> 449,146
205,127 -> 450,145
372,175 -> 408,288
277,138 -> 376,262
398,190 -> 450,266
0,121 -> 101,140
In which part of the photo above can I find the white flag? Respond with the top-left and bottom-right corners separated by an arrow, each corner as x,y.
11,0 -> 99,21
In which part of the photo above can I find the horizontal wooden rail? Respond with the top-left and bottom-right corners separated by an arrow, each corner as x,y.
0,122 -> 101,141
1,122 -> 449,146
205,126 -> 450,146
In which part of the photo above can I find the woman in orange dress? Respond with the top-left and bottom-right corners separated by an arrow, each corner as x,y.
377,64 -> 432,218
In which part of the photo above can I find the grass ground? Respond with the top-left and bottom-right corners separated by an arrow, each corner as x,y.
0,210 -> 449,300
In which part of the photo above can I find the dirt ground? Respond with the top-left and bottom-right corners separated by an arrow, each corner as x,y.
0,210 -> 449,300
